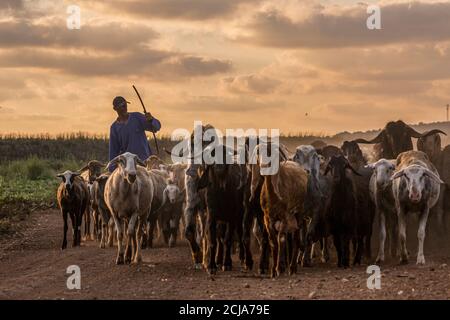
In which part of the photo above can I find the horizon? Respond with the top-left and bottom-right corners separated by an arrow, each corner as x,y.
1,1 -> 450,135
1,119 -> 449,139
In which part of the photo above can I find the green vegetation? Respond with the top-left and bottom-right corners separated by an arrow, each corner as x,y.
0,157 -> 84,235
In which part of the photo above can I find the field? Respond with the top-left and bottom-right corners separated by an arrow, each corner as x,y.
1,209 -> 450,299
0,123 -> 450,300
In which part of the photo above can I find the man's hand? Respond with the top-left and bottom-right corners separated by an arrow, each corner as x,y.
144,112 -> 154,121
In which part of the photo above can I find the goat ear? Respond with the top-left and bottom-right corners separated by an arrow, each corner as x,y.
391,170 -> 405,181
424,169 -> 444,184
56,173 -> 64,178
365,163 -> 376,169
105,155 -> 121,170
72,172 -> 81,177
136,157 -> 146,167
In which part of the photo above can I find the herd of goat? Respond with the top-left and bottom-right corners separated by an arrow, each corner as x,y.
55,120 -> 450,278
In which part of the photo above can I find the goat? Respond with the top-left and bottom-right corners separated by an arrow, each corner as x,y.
197,145 -> 246,274
366,159 -> 397,263
354,120 -> 445,159
79,160 -> 106,241
391,151 -> 443,265
246,141 -> 290,274
165,163 -> 187,240
144,168 -> 169,249
324,155 -> 364,267
292,145 -> 331,266
417,131 -> 449,234
251,143 -> 308,277
145,155 -> 166,170
104,152 -> 154,264
91,173 -> 114,248
56,170 -> 89,250
341,141 -> 375,262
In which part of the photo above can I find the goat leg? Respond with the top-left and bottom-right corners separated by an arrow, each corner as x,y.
61,210 -> 68,250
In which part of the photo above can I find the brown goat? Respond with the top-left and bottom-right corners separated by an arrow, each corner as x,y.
256,159 -> 308,277
145,155 -> 166,170
79,160 -> 106,241
57,170 -> 90,250
417,132 -> 449,233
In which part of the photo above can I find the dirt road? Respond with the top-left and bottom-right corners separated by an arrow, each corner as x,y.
0,210 -> 449,300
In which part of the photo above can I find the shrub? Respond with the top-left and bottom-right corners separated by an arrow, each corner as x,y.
25,157 -> 49,180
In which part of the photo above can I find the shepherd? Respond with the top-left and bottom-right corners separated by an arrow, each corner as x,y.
108,95 -> 161,172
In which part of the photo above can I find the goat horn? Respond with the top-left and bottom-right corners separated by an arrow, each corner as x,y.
354,130 -> 384,144
422,129 -> 447,137
406,125 -> 423,138
136,157 -> 146,167
424,169 -> 444,184
93,161 -> 107,167
78,165 -> 89,172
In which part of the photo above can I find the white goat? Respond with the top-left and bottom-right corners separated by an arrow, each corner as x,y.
366,159 -> 397,263
391,151 -> 443,265
292,145 -> 321,180
104,152 -> 154,264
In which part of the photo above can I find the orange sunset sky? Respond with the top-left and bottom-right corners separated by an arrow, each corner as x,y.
1,0 -> 450,136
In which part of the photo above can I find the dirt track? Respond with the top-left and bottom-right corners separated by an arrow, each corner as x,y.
0,209 -> 450,300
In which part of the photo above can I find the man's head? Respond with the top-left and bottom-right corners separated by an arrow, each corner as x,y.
112,96 -> 129,116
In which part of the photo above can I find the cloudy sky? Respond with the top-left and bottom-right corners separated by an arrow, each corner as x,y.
1,0 -> 450,135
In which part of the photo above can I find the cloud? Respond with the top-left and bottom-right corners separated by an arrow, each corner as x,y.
20,114 -> 66,121
0,0 -> 24,10
0,11 -> 233,80
0,47 -> 232,79
296,44 -> 450,81
0,105 -> 15,113
0,18 -> 232,80
0,19 -> 158,51
174,94 -> 285,113
78,0 -> 261,21
170,56 -> 232,77
237,2 -> 450,48
221,74 -> 281,94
